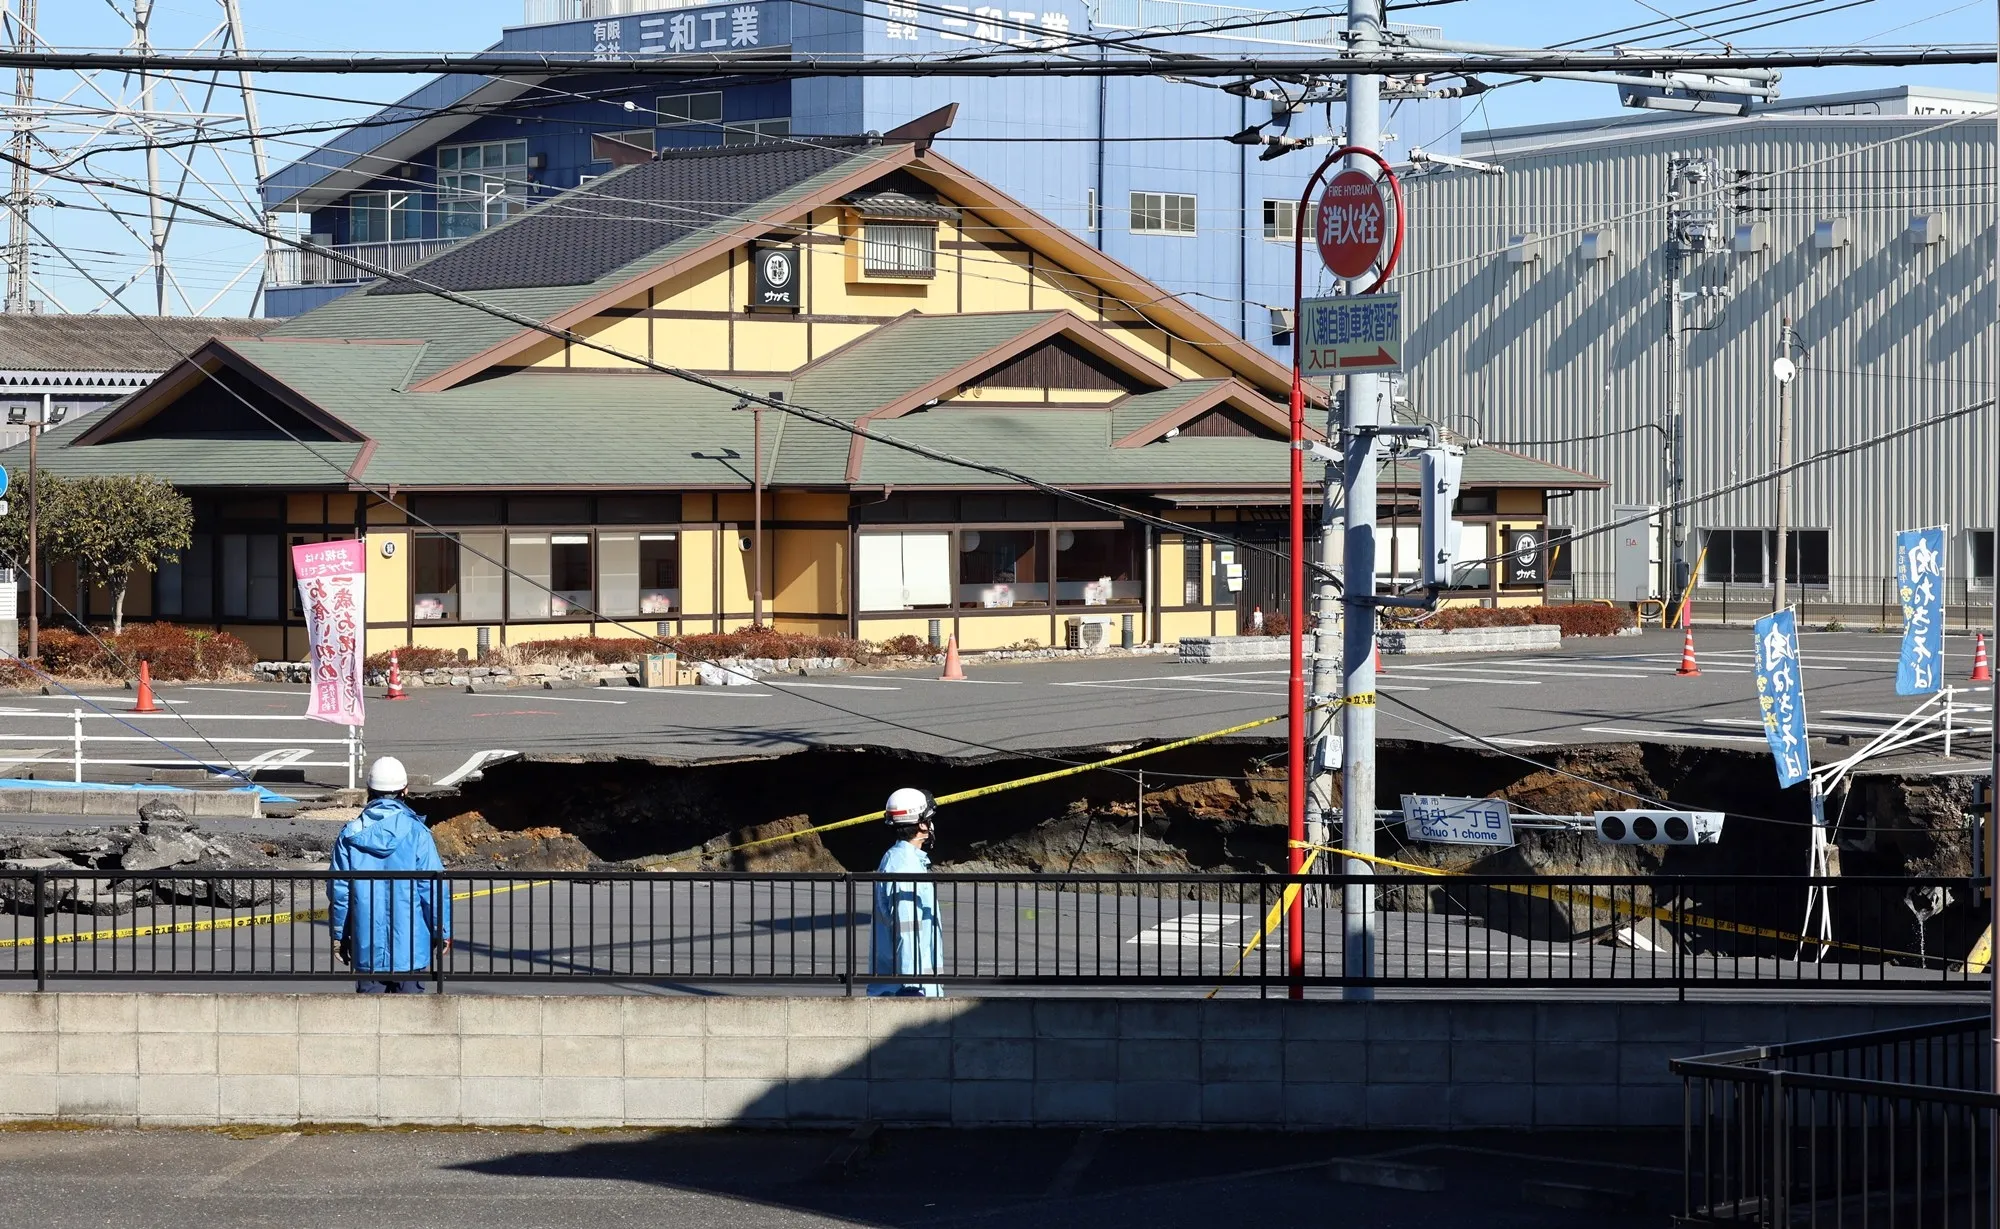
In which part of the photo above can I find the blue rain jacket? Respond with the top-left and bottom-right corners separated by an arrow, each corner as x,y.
328,798 -> 450,974
870,840 -> 943,996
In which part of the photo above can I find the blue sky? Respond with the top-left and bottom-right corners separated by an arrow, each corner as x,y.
24,0 -> 1997,316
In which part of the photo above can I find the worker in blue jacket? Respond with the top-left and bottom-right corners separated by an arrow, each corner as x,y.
870,787 -> 944,997
329,756 -> 450,993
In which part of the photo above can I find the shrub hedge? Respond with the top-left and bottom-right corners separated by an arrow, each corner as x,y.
27,623 -> 252,680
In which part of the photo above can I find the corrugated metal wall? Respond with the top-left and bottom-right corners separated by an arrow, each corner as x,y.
1398,114 -> 1996,607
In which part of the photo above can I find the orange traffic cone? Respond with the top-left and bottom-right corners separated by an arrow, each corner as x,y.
384,650 -> 410,700
1374,642 -> 1387,675
132,658 -> 160,713
939,636 -> 967,682
1676,625 -> 1701,677
1972,633 -> 1992,683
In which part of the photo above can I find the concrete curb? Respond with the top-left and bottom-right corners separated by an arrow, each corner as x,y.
0,785 -> 261,818
1377,626 -> 1562,655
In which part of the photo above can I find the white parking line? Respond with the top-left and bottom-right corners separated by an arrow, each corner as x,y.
184,686 -> 307,696
1370,672 -> 1543,686
765,681 -> 900,692
1436,664 -> 1655,681
1702,717 -> 1880,735
1580,725 -> 1771,746
533,694 -> 628,705
1056,682 -> 1283,697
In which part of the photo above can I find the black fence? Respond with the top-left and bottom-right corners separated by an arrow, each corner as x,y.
1674,1016 -> 1998,1227
0,869 -> 1991,993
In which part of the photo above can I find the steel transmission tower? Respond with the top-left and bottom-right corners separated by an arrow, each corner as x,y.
1,0 -> 269,316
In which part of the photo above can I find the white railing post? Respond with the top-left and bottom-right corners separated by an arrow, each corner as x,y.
348,725 -> 360,790
71,709 -> 81,782
1944,685 -> 1955,758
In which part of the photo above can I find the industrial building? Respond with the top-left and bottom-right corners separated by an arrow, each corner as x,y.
1394,85 -> 1996,622
257,0 -> 1463,359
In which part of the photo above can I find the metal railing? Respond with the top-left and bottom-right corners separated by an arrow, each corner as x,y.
1,870 -> 1989,993
0,709 -> 362,788
1675,1016 -> 1997,1227
1562,570 -> 1996,628
265,238 -> 462,288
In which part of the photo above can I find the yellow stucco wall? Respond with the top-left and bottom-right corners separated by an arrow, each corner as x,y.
1159,611 -> 1214,643
1496,490 -> 1545,515
680,527 -> 718,619
364,532 -> 408,625
853,616 -> 935,645
657,318 -> 730,370
223,625 -> 286,660
776,492 -> 848,520
408,624 -> 486,655
954,613 -> 1051,651
568,313 -> 651,369
504,622 -> 595,644
774,528 -> 846,616
327,495 -> 359,526
364,501 -> 407,526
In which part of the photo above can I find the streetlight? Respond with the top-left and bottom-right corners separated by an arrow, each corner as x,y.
1770,320 -> 1806,613
4,392 -> 63,659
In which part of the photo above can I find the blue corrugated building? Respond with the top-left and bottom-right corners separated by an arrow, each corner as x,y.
260,0 -> 1459,357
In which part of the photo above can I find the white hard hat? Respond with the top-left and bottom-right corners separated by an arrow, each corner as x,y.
884,786 -> 935,827
367,756 -> 409,794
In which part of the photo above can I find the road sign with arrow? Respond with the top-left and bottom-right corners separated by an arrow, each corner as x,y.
1301,292 -> 1402,375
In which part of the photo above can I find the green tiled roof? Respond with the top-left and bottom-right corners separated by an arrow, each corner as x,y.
267,144 -> 906,388
1106,380 -> 1223,440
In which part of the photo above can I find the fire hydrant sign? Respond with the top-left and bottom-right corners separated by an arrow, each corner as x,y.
1318,168 -> 1388,278
1401,795 -> 1514,846
1301,293 -> 1402,374
293,539 -> 366,727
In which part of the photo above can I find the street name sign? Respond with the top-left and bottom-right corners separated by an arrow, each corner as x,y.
1401,794 -> 1514,846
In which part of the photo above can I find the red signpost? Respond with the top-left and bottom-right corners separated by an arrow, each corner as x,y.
1286,146 -> 1402,999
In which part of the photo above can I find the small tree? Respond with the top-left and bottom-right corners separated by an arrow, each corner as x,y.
0,469 -> 64,574
45,475 -> 193,634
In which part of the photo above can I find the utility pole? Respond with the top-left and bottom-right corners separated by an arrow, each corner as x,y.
1662,154 -> 1722,613
25,392 -> 41,659
1988,2 -> 1998,1208
1336,0 -> 1383,1001
3,0 -> 35,313
1771,318 -> 1801,612
751,398 -> 764,627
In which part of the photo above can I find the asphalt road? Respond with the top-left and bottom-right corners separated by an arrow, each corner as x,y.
0,1125 -> 1683,1229
0,630 -> 1983,789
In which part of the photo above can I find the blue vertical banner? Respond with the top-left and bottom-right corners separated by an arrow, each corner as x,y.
1753,608 -> 1810,788
1894,526 -> 1946,696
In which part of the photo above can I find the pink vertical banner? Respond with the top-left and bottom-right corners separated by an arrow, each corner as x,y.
292,539 -> 367,727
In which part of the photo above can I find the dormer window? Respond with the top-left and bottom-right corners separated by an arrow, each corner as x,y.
861,221 -> 936,278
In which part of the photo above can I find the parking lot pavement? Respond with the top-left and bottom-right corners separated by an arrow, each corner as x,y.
0,630 -> 1979,790
0,1125 -> 1680,1229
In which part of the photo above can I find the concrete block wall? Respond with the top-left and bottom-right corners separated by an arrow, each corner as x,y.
0,994 -> 1969,1130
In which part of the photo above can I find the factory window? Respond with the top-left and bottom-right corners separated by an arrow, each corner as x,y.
1130,191 -> 1197,236
1969,530 -> 1994,587
438,140 -> 529,238
861,222 -> 937,277
1698,528 -> 1829,588
1262,199 -> 1314,242
604,128 -> 655,152
724,118 -> 791,144
658,91 -> 724,127
349,191 -> 417,243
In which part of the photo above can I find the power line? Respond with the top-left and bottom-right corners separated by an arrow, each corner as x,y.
0,45 -> 1985,77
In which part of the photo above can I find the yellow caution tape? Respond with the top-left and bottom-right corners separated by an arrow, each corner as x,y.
0,879 -> 544,950
1291,841 -> 1947,966
722,696 -> 1362,855
1204,846 -> 1323,998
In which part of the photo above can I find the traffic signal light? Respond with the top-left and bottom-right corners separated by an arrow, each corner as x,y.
1594,809 -> 1725,845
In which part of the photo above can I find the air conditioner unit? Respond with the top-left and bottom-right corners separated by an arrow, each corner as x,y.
1594,809 -> 1725,845
1065,616 -> 1114,653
